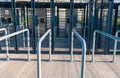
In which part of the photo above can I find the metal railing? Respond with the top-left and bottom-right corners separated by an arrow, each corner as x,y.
37,29 -> 51,78
0,28 -> 9,60
0,29 -> 30,61
71,29 -> 86,78
113,30 -> 120,62
92,30 -> 120,62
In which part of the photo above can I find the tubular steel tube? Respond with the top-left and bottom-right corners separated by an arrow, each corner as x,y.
49,31 -> 52,61
92,30 -> 120,62
27,30 -> 31,61
0,29 -> 30,61
37,29 -> 51,78
72,29 -> 86,78
113,30 -> 120,62
71,31 -> 74,62
92,31 -> 96,62
37,40 -> 41,78
0,28 -> 9,60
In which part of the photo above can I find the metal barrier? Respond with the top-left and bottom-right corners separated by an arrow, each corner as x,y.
113,30 -> 120,62
0,28 -> 9,60
0,29 -> 30,61
37,29 -> 51,78
71,29 -> 86,78
92,30 -> 120,62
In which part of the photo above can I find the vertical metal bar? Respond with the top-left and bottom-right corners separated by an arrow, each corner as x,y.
92,31 -> 96,62
112,6 -> 118,62
16,9 -> 20,27
26,7 -> 29,27
86,4 -> 88,26
50,0 -> 55,54
5,30 -> 9,61
81,39 -> 86,78
21,7 -> 26,47
7,24 -> 11,47
27,30 -> 30,61
45,9 -> 47,32
11,0 -> 18,53
83,7 -> 86,39
106,0 -> 114,53
87,0 -> 93,53
113,6 -> 118,35
57,7 -> 59,36
113,31 -> 119,62
94,0 -> 98,29
0,28 -> 9,60
23,6 -> 26,28
70,0 -> 74,58
98,0 -> 103,48
71,31 -> 74,62
99,0 -> 103,30
49,31 -> 52,61
37,40 -> 41,78
23,7 -> 26,47
23,28 -> 26,47
113,38 -> 117,62
31,0 -> 36,53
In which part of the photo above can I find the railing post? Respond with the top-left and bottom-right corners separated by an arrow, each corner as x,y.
0,28 -> 9,61
5,29 -> 9,61
71,31 -> 74,62
7,24 -> 11,47
92,31 -> 96,62
73,30 -> 86,78
113,31 -> 119,62
37,40 -> 41,78
81,40 -> 86,78
23,26 -> 26,47
49,31 -> 52,61
27,30 -> 31,61
113,39 -> 117,62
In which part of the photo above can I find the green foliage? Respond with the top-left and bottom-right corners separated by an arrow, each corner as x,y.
117,18 -> 120,25
117,18 -> 120,37
78,18 -> 84,24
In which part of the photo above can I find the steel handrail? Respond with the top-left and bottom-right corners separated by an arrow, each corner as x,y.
92,30 -> 120,62
37,29 -> 51,78
0,28 -> 9,60
72,29 -> 86,78
0,29 -> 30,61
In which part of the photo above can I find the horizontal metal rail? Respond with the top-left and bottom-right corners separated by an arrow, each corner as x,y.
92,30 -> 120,62
0,29 -> 30,61
72,29 -> 86,78
0,28 -> 9,60
37,29 -> 51,78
